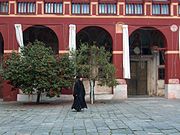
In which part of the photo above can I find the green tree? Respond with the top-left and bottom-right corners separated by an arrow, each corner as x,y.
49,53 -> 75,97
72,42 -> 118,104
3,40 -> 75,103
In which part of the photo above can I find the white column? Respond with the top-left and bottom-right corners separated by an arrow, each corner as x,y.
122,25 -> 130,79
69,24 -> 76,52
14,24 -> 24,52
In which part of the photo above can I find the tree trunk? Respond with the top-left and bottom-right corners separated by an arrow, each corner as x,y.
36,91 -> 41,103
90,80 -> 95,104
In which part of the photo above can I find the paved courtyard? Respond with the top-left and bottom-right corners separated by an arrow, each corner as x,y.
0,97 -> 180,135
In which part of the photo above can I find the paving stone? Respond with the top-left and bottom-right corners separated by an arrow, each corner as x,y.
98,132 -> 111,135
86,128 -> 98,133
87,133 -> 98,135
15,132 -> 31,135
144,128 -> 161,133
50,132 -> 62,135
111,129 -> 133,134
0,98 -> 180,135
134,130 -> 159,135
33,130 -> 51,135
62,133 -> 74,135
161,129 -> 179,134
111,134 -> 125,135
73,126 -> 85,130
170,133 -> 180,135
3,132 -> 16,135
74,129 -> 86,134
61,127 -> 73,133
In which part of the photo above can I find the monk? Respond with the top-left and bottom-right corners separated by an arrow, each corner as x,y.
71,75 -> 87,112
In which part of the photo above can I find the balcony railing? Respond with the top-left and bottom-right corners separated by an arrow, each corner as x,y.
17,2 -> 36,14
0,0 -> 174,17
44,2 -> 63,14
126,3 -> 143,15
0,1 -> 8,14
98,3 -> 117,15
72,3 -> 90,15
152,4 -> 169,15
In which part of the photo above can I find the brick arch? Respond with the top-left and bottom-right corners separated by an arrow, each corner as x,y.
76,26 -> 113,53
23,25 -> 59,54
129,26 -> 167,49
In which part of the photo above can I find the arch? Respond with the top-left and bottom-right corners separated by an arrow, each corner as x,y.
76,26 -> 113,53
129,27 -> 167,56
23,25 -> 59,54
76,26 -> 113,94
127,27 -> 167,96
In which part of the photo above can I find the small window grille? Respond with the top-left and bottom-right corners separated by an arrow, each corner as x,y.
126,3 -> 143,15
152,0 -> 170,15
0,1 -> 8,14
72,3 -> 90,15
98,3 -> 116,15
44,2 -> 63,14
17,2 -> 36,14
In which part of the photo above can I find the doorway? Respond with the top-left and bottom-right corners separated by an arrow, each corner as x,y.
76,26 -> 113,94
127,61 -> 147,95
127,27 -> 166,96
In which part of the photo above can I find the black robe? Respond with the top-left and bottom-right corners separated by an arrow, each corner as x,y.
71,79 -> 87,111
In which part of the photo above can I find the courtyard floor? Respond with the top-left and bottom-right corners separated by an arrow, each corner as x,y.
0,97 -> 180,135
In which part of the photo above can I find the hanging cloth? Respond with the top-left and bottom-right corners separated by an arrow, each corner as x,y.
14,24 -> 24,52
122,25 -> 131,79
69,24 -> 76,52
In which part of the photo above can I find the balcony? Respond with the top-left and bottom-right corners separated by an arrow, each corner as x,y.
0,0 -> 175,17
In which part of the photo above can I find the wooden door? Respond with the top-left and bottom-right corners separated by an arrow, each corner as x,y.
127,61 -> 147,95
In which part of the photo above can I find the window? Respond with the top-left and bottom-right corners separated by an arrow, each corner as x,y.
152,0 -> 170,15
158,50 -> 165,80
44,2 -> 63,14
125,0 -> 143,15
0,1 -> 8,14
158,67 -> 165,79
99,3 -> 116,15
72,3 -> 90,14
178,4 -> 180,15
17,2 -> 36,14
152,4 -> 169,15
126,3 -> 143,15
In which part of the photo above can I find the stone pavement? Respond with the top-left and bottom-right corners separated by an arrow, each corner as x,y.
0,97 -> 180,135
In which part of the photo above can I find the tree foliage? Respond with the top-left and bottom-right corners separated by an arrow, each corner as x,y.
71,42 -> 118,104
2,40 -> 75,103
74,42 -> 118,86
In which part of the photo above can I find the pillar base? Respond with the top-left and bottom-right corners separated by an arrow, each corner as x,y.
113,79 -> 127,99
17,94 -> 37,102
165,84 -> 180,99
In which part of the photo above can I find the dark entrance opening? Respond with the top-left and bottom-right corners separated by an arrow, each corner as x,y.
76,26 -> 113,94
76,26 -> 113,54
127,27 -> 166,96
0,32 -> 4,98
0,33 -> 4,64
23,25 -> 59,54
